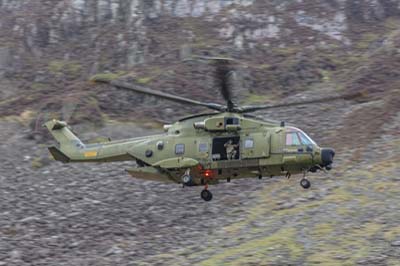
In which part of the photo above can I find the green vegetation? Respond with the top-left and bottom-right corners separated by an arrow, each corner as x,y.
89,71 -> 127,82
199,228 -> 303,266
307,222 -> 382,265
319,69 -> 332,82
70,96 -> 103,126
136,76 -> 153,84
272,47 -> 300,57
31,157 -> 44,169
48,60 -> 83,77
356,33 -> 380,50
184,159 -> 400,265
243,93 -> 275,104
384,226 -> 400,241
257,64 -> 270,70
19,110 -> 36,126
30,82 -> 49,90
2,4 -> 400,265
384,17 -> 400,30
312,223 -> 335,236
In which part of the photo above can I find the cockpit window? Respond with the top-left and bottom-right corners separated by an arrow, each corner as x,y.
298,132 -> 312,145
286,127 -> 316,146
286,132 -> 301,146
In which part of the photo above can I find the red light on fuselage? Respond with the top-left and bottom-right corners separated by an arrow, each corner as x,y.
203,169 -> 214,178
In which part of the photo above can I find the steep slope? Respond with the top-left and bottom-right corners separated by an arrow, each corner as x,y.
1,1 -> 400,265
0,0 -> 399,125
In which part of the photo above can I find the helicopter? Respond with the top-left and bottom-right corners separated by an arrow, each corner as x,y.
45,59 -> 358,201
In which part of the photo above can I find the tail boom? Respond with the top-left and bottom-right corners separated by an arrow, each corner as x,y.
44,120 -> 136,163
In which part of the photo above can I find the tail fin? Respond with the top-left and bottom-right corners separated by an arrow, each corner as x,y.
44,120 -> 85,162
44,120 -> 84,148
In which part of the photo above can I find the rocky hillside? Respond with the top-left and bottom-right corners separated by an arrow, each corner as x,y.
1,1 -> 400,265
1,0 -> 399,122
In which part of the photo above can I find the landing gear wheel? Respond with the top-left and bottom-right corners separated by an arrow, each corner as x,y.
200,189 -> 213,201
300,179 -> 311,189
181,174 -> 193,186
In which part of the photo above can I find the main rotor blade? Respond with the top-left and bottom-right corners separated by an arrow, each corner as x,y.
239,92 -> 363,113
215,59 -> 236,110
93,78 -> 225,111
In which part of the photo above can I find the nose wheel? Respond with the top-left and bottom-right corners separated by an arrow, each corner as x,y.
300,178 -> 311,189
200,184 -> 213,201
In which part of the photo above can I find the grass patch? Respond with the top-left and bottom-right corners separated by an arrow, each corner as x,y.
48,60 -> 83,77
369,159 -> 399,175
307,222 -> 382,265
336,206 -> 352,216
281,187 -> 349,208
243,93 -> 275,104
307,248 -> 351,266
31,157 -> 44,169
312,223 -> 335,237
199,228 -> 303,266
383,226 -> 400,242
222,182 -> 284,234
19,110 -> 36,126
356,33 -> 380,50
384,18 -> 400,30
136,76 -> 153,84
90,71 -> 127,82
372,181 -> 396,193
347,169 -> 375,179
320,69 -> 332,82
272,47 -> 300,57
31,82 -> 49,90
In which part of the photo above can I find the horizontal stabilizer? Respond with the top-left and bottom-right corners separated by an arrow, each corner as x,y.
126,167 -> 176,183
48,146 -> 70,163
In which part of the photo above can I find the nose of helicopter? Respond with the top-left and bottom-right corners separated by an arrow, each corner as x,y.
321,148 -> 335,170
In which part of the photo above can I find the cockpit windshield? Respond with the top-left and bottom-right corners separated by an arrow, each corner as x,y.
286,127 -> 316,146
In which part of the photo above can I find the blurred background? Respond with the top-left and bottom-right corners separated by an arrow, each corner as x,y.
0,1 -> 399,265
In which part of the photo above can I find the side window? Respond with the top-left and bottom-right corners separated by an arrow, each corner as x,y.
286,133 -> 301,146
175,144 -> 185,155
244,139 -> 254,149
199,143 -> 208,153
225,117 -> 239,125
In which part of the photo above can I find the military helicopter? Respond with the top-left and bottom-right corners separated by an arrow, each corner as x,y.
45,59 -> 357,201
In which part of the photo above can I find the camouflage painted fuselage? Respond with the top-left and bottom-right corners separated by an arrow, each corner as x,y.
45,112 -> 331,186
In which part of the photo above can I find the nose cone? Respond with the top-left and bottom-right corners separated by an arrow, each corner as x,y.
321,148 -> 335,166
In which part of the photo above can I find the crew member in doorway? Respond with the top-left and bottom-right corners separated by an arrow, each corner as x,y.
224,139 -> 238,160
